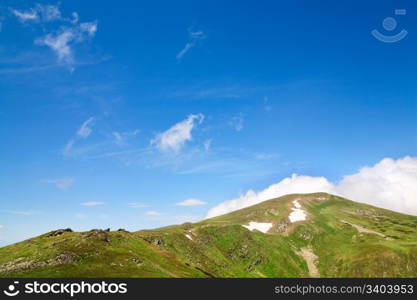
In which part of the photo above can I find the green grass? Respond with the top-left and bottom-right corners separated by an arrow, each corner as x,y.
1,193 -> 416,278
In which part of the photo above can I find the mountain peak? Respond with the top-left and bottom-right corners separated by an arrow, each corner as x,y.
1,193 -> 416,278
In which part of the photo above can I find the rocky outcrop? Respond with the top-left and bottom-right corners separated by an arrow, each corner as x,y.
46,228 -> 73,237
0,253 -> 75,274
83,229 -> 111,243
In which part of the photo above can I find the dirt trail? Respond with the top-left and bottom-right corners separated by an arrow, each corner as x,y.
341,220 -> 385,237
298,247 -> 320,277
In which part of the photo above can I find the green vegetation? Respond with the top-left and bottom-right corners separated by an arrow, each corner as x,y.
1,193 -> 416,277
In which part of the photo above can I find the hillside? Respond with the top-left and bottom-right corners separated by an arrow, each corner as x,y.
1,193 -> 417,278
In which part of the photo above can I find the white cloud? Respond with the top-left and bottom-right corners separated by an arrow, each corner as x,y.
11,4 -> 97,69
145,211 -> 161,216
75,212 -> 87,219
62,117 -> 97,157
206,156 -> 417,218
79,21 -> 97,37
37,29 -> 74,64
336,157 -> 417,217
42,177 -> 75,189
203,139 -> 212,151
112,130 -> 139,146
151,114 -> 204,153
3,210 -> 36,216
0,225 -> 3,229
176,28 -> 206,61
112,132 -> 123,145
11,4 -> 62,23
128,202 -> 150,208
62,139 -> 75,156
11,8 -> 39,22
174,215 -> 202,223
176,198 -> 207,206
35,21 -> 98,67
207,174 -> 334,218
81,201 -> 104,207
40,4 -> 61,22
77,117 -> 95,138
71,12 -> 79,24
229,113 -> 244,132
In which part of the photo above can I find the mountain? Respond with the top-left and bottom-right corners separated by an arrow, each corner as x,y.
1,193 -> 417,278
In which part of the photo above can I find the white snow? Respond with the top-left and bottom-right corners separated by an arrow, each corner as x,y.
242,221 -> 273,233
288,200 -> 307,223
185,233 -> 193,241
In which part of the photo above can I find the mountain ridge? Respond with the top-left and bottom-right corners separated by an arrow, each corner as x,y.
1,193 -> 417,278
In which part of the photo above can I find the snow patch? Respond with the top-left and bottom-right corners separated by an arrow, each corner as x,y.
289,200 -> 307,223
242,221 -> 273,233
185,233 -> 193,241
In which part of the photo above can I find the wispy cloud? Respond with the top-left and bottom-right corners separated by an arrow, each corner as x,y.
229,112 -> 244,132
63,117 -> 96,157
176,27 -> 206,61
128,202 -> 150,208
144,211 -> 161,216
175,198 -> 206,206
35,21 -> 98,68
112,130 -> 139,146
81,201 -> 104,207
0,225 -> 4,229
75,212 -> 87,219
2,210 -> 37,216
10,4 -> 62,23
10,3 -> 98,70
151,114 -> 204,153
77,117 -> 95,138
253,152 -> 280,160
174,215 -> 202,223
42,177 -> 75,189
71,12 -> 79,24
203,139 -> 212,151
11,9 -> 39,23
263,96 -> 272,111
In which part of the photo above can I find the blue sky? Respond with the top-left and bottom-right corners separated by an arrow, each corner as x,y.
1,0 -> 417,246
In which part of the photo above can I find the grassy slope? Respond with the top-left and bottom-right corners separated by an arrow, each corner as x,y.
1,193 -> 416,278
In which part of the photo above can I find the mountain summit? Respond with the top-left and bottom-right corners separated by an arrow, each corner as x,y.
1,193 -> 416,277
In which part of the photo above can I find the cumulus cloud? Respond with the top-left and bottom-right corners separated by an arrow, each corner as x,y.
81,201 -> 104,207
206,156 -> 417,218
176,198 -> 207,206
151,114 -> 204,153
336,157 -> 417,217
176,27 -> 206,61
207,174 -> 334,218
42,177 -> 75,189
77,117 -> 95,138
